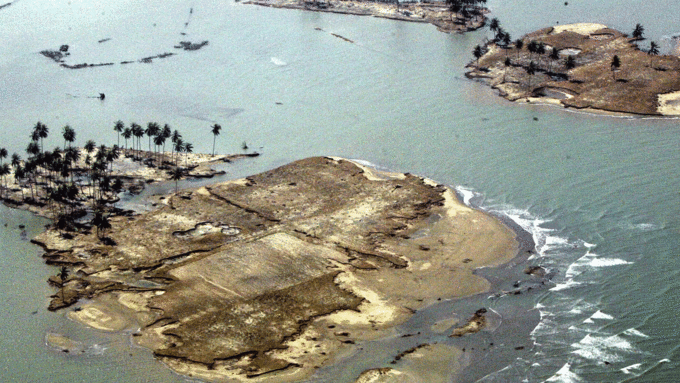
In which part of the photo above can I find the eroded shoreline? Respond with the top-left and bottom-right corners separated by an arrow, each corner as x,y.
242,0 -> 486,34
466,23 -> 680,116
33,156 -> 529,382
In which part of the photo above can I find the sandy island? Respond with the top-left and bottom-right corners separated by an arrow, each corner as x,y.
242,0 -> 486,34
466,23 -> 680,116
32,156 -> 522,382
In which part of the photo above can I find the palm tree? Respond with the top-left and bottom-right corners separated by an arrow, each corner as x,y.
473,45 -> 484,67
171,130 -> 182,164
161,125 -> 171,160
62,125 -> 76,150
632,24 -> 644,40
131,123 -> 144,157
536,42 -> 546,69
14,165 -> 25,201
502,33 -> 512,57
527,40 -> 538,61
26,142 -> 40,158
503,57 -> 511,82
514,39 -> 524,59
611,55 -> 621,80
171,166 -> 183,193
173,138 -> 184,167
33,122 -> 49,153
0,148 -> 7,167
122,127 -> 132,153
113,120 -> 124,147
92,211 -> 111,238
549,47 -> 560,72
488,17 -> 500,39
11,153 -> 21,169
153,134 -> 165,166
0,163 -> 9,199
648,41 -> 659,66
183,142 -> 193,168
211,124 -> 222,156
526,61 -> 537,90
145,122 -> 160,154
84,140 -> 96,154
565,55 -> 576,70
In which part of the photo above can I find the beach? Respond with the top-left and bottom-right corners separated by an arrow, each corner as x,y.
31,156 -> 525,382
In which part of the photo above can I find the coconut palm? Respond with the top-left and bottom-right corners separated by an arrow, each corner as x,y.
548,47 -> 560,72
648,41 -> 659,66
514,39 -> 524,59
171,130 -> 182,164
14,165 -> 25,201
62,125 -> 76,150
526,61 -> 537,90
92,211 -> 111,238
131,123 -> 144,156
33,122 -> 49,153
502,33 -> 512,57
611,55 -> 621,79
632,24 -> 644,40
146,122 -> 161,153
183,142 -> 193,168
173,138 -> 184,167
26,142 -> 40,158
122,127 -> 132,153
0,163 -> 10,198
11,153 -> 21,169
0,148 -> 7,167
171,166 -> 183,193
488,17 -> 500,39
84,140 -> 96,154
473,45 -> 484,67
113,120 -> 124,147
153,134 -> 165,166
503,57 -> 511,82
211,124 -> 222,156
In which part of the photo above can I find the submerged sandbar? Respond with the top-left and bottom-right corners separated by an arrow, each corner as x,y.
35,156 -> 518,381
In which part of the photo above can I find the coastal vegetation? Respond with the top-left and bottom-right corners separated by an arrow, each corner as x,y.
465,23 -> 680,115
0,120 -> 245,243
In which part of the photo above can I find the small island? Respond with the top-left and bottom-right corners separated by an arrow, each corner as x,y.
32,156 -> 519,382
242,0 -> 488,34
466,23 -> 680,116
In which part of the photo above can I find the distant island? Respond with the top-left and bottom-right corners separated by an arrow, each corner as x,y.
32,156 -> 524,382
466,23 -> 680,116
242,0 -> 488,34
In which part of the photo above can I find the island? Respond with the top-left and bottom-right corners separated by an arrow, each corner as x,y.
242,0 -> 487,34
466,23 -> 680,116
32,156 -> 520,382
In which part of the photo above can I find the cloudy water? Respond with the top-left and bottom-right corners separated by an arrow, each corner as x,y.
0,0 -> 679,382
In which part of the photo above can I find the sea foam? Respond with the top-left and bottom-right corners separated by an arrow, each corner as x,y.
546,363 -> 582,382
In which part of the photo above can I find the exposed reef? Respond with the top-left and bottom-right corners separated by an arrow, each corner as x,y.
34,156 -> 518,382
466,23 -> 680,116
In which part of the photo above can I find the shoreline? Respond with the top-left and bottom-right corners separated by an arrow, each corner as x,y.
466,23 -> 680,117
30,156 -> 530,382
0,147 -> 259,220
241,0 -> 487,34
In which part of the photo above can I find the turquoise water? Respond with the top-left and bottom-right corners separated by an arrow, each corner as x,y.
1,0 -> 679,381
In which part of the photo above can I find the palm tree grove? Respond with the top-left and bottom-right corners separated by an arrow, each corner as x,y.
0,120 -> 222,241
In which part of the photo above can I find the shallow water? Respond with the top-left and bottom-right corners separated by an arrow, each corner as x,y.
1,0 -> 679,382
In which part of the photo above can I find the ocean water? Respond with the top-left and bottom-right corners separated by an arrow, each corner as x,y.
0,0 -> 679,382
